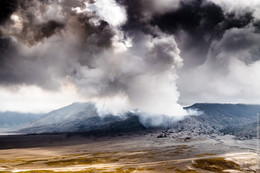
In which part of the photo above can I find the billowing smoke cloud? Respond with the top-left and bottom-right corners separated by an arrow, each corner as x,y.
1,0 -> 259,118
151,0 -> 254,68
0,0 -> 191,117
116,0 -> 260,106
169,0 -> 260,105
116,0 -> 180,23
179,27 -> 260,104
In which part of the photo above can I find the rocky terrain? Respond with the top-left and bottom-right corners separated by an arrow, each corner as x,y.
14,103 -> 260,140
0,132 -> 257,173
1,103 -> 260,172
172,103 -> 260,139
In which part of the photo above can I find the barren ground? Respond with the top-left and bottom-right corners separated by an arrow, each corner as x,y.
0,133 -> 257,173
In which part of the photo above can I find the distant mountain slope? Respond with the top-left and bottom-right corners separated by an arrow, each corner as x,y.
19,102 -> 145,134
25,102 -> 98,127
189,103 -> 259,127
175,103 -> 260,138
18,103 -> 260,138
0,112 -> 43,130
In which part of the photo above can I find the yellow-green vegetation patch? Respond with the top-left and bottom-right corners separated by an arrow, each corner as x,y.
175,145 -> 190,149
165,145 -> 192,156
0,169 -> 99,173
0,171 -> 53,173
145,167 -> 155,170
0,159 -> 25,164
17,159 -> 49,166
194,153 -> 216,157
92,152 -> 118,157
175,168 -> 198,173
192,157 -> 241,173
141,145 -> 193,159
137,167 -> 155,171
115,167 -> 136,173
167,166 -> 175,170
45,157 -> 106,166
14,171 -> 55,173
113,166 -> 155,173
44,151 -> 150,167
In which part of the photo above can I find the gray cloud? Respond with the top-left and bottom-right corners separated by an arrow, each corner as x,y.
0,0 -> 18,24
121,0 -> 260,105
0,0 -> 189,116
0,0 -> 118,90
170,0 -> 260,105
151,0 -> 254,69
178,26 -> 260,105
1,0 -> 259,115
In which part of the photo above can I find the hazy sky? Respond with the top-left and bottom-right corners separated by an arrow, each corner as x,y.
0,0 -> 260,114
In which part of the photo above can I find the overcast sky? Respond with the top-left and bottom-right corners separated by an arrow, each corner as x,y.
0,0 -> 260,114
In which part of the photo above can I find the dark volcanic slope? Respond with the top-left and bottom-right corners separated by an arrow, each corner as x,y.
18,102 -> 146,134
17,103 -> 260,139
189,103 -> 259,128
176,103 -> 260,138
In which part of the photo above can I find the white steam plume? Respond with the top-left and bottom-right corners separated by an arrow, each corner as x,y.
0,0 -> 196,119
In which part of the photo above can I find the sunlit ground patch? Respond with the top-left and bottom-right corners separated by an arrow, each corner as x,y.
192,157 -> 241,172
174,169 -> 198,173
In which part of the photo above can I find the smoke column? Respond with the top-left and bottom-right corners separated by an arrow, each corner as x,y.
0,0 -> 198,118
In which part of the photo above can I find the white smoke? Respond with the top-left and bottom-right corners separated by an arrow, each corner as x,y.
179,27 -> 260,104
72,26 -> 188,116
210,0 -> 260,18
0,0 -> 198,120
85,0 -> 127,27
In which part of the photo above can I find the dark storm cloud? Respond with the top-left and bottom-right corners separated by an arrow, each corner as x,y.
151,0 -> 224,54
118,0 -> 254,67
0,0 -> 116,89
165,0 -> 260,105
1,0 -> 259,114
116,0 -> 180,35
152,0 -> 254,65
208,28 -> 260,65
0,0 -> 18,24
116,0 -> 260,106
0,0 -> 257,87
116,0 -> 146,29
152,0 -> 253,37
0,0 -> 185,117
20,20 -> 65,46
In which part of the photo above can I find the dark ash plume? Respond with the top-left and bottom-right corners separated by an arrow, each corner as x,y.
0,0 -> 116,89
0,0 -> 18,24
151,0 -> 254,66
2,0 -> 258,116
20,20 -> 65,46
0,0 -> 189,117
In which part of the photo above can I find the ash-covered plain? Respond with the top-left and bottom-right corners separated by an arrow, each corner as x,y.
0,103 -> 259,173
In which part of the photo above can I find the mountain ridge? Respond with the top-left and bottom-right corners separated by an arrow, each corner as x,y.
16,102 -> 260,139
